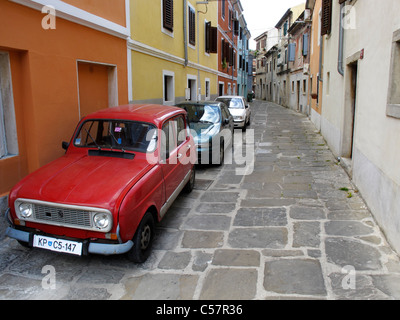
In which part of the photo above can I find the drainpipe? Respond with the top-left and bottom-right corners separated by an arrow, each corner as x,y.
183,0 -> 188,67
337,2 -> 345,76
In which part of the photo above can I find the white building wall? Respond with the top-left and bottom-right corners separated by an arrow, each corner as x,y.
319,0 -> 400,253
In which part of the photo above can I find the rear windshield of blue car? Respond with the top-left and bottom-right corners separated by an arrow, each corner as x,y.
179,104 -> 221,124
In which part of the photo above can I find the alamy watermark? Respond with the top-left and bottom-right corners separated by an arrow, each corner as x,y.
41,5 -> 56,30
341,265 -> 356,290
41,265 -> 56,290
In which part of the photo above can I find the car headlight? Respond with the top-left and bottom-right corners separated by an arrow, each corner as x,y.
19,203 -> 33,219
93,212 -> 111,230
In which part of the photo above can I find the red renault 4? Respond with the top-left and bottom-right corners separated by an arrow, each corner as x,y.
5,105 -> 196,263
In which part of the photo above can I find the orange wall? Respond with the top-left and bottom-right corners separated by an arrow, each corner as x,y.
309,0 -> 323,115
63,0 -> 126,27
78,62 -> 110,118
0,1 -> 128,195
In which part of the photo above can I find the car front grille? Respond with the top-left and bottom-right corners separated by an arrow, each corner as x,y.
34,204 -> 92,228
14,198 -> 113,233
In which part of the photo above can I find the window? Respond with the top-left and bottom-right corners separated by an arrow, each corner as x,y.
161,120 -> 175,161
176,116 -> 186,146
221,0 -> 225,20
288,43 -> 296,62
162,0 -> 174,32
205,21 -> 218,54
283,21 -> 288,36
321,0 -> 332,36
387,29 -> 400,119
163,71 -> 175,105
188,6 -> 196,46
205,79 -> 210,100
303,34 -> 309,56
0,52 -> 18,160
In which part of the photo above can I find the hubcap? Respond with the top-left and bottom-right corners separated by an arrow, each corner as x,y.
140,225 -> 151,250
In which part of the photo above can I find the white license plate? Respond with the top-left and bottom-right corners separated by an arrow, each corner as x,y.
33,235 -> 83,256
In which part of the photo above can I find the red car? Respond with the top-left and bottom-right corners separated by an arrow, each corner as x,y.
5,105 -> 196,263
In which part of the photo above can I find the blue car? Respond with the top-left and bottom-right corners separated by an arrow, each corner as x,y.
176,101 -> 233,165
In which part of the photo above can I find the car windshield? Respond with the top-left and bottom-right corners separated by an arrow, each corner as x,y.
216,98 -> 244,109
74,120 -> 157,153
180,104 -> 221,125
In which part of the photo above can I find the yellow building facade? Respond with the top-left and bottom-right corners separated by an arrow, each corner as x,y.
129,0 -> 219,105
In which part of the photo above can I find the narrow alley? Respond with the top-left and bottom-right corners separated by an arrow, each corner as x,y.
1,100 -> 400,300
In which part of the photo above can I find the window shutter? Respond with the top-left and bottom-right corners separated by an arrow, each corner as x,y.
221,39 -> 225,60
303,33 -> 309,56
224,41 -> 230,62
229,47 -> 234,66
234,20 -> 239,36
163,0 -> 174,32
205,22 -> 211,53
189,7 -> 196,45
288,43 -> 296,62
321,0 -> 332,36
210,27 -> 218,53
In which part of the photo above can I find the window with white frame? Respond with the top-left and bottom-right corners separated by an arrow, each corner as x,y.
205,78 -> 210,100
188,4 -> 196,46
0,52 -> 18,160
163,70 -> 175,106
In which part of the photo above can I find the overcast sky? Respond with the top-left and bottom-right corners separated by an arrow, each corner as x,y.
240,0 -> 306,49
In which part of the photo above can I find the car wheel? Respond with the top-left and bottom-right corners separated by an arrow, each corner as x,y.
184,166 -> 195,193
127,212 -> 155,263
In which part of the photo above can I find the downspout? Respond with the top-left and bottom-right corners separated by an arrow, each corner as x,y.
183,0 -> 188,67
337,2 -> 345,76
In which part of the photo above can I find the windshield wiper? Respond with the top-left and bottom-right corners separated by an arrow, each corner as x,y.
85,128 -> 102,150
108,126 -> 126,153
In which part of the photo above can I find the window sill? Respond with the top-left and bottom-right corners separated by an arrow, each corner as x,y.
387,104 -> 400,119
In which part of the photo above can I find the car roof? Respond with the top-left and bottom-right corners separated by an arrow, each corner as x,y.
82,104 -> 185,126
176,100 -> 224,106
216,96 -> 244,99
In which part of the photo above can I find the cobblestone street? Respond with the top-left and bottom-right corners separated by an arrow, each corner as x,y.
1,100 -> 400,300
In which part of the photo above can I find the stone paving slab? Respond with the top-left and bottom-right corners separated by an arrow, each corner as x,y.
1,101 -> 400,300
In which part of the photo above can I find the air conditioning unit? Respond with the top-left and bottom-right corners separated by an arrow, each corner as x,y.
303,63 -> 310,75
277,57 -> 284,66
304,9 -> 311,21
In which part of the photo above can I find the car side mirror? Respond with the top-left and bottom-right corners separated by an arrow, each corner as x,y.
62,141 -> 69,150
224,118 -> 230,124
245,104 -> 249,109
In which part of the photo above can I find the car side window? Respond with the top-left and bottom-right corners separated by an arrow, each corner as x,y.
221,105 -> 230,120
161,120 -> 175,160
176,115 -> 187,146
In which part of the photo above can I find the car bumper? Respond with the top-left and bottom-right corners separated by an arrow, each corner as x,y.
233,120 -> 245,128
5,225 -> 134,256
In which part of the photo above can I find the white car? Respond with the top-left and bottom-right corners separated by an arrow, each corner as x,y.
215,96 -> 251,129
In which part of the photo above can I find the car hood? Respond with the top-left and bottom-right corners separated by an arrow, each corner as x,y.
13,153 -> 154,210
229,108 -> 245,117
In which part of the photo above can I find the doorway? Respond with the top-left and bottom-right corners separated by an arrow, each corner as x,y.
349,63 -> 358,158
342,60 -> 358,161
297,80 -> 301,111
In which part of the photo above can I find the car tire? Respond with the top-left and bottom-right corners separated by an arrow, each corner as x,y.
183,166 -> 195,193
127,212 -> 155,263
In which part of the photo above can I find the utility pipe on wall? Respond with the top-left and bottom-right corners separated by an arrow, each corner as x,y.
338,2 -> 345,76
183,0 -> 188,67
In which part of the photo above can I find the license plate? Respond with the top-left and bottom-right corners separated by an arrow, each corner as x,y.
33,235 -> 82,256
